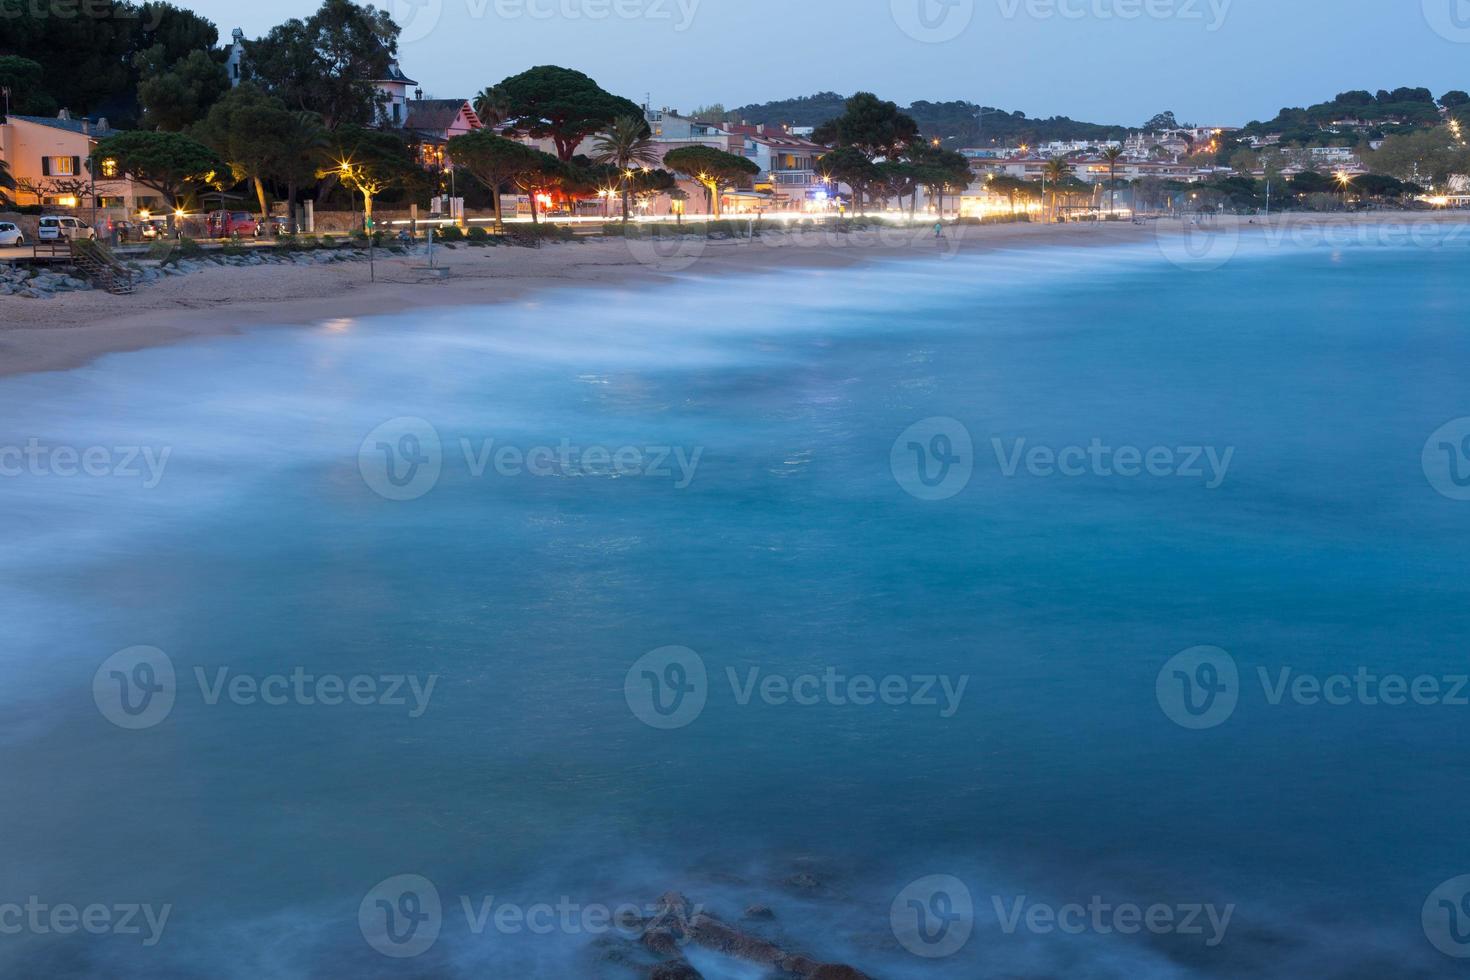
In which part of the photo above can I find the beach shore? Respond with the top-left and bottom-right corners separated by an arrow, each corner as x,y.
1,211 -> 1467,380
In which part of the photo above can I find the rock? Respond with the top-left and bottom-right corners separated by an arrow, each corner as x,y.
808,966 -> 873,980
19,287 -> 50,299
785,873 -> 822,891
649,963 -> 703,980
743,905 -> 775,921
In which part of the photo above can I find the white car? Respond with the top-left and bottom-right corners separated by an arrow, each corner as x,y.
0,222 -> 23,247
37,216 -> 97,242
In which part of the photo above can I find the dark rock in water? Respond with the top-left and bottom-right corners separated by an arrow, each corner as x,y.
649,962 -> 703,980
785,872 -> 822,891
743,904 -> 776,921
640,926 -> 681,958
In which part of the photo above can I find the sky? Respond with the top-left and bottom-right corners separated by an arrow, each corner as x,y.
193,0 -> 1470,126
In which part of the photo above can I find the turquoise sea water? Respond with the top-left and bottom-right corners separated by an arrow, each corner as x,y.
2,231 -> 1469,978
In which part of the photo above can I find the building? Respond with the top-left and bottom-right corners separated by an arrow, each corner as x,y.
401,98 -> 483,169
727,124 -> 832,210
0,112 -> 144,213
225,28 -> 246,87
373,60 -> 419,128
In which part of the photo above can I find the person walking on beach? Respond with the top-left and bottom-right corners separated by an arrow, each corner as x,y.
934,221 -> 944,240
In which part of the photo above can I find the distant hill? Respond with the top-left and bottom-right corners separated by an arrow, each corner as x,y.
728,92 -> 1128,145
729,86 -> 1467,147
1238,87 -> 1462,146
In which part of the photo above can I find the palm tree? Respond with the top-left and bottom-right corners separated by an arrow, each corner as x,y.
591,115 -> 659,224
474,85 -> 512,131
1042,157 -> 1073,221
0,158 -> 14,207
1101,146 -> 1124,215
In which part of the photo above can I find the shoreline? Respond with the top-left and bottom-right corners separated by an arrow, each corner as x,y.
1,211 -> 1467,381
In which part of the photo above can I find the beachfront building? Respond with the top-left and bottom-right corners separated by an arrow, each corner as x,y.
0,112 -> 144,214
373,60 -> 419,128
727,124 -> 833,211
401,98 -> 483,170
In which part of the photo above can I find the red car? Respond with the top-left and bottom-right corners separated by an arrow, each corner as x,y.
207,211 -> 260,238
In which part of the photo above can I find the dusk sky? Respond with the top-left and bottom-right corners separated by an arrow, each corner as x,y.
191,0 -> 1467,125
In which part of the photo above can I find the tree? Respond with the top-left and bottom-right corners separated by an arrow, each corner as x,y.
93,130 -> 223,231
1370,126 -> 1470,188
327,125 -> 417,225
590,115 -> 659,223
495,66 -> 643,161
446,130 -> 538,231
137,49 -> 229,131
473,84 -> 512,130
509,149 -> 570,224
817,146 -> 880,213
193,83 -> 282,214
274,112 -> 330,232
1442,91 -> 1470,110
662,145 -> 759,218
985,173 -> 1037,214
1100,145 -> 1124,214
1042,157 -> 1074,220
812,92 -> 919,159
1144,111 -> 1180,131
0,56 -> 56,115
247,0 -> 399,128
2,1 -> 137,122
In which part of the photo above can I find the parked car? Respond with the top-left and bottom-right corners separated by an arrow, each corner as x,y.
0,222 -> 24,247
37,216 -> 97,242
206,211 -> 260,238
139,219 -> 168,240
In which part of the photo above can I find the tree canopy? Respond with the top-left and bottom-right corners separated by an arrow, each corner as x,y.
93,129 -> 223,219
246,0 -> 399,128
495,66 -> 644,161
662,145 -> 759,217
447,129 -> 541,229
812,93 -> 919,159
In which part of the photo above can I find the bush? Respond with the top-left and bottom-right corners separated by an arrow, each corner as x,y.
436,224 -> 464,242
466,226 -> 491,246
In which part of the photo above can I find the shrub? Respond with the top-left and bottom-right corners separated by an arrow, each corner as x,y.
436,224 -> 464,241
466,226 -> 491,246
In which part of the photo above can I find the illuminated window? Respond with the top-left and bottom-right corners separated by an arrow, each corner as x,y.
49,156 -> 76,176
101,158 -> 118,178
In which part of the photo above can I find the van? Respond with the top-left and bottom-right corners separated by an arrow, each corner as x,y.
37,216 -> 97,242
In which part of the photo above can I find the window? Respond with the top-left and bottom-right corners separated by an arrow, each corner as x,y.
47,156 -> 76,176
100,158 -> 118,178
98,197 -> 124,209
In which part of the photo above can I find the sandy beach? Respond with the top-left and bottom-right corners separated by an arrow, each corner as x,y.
1,211 -> 1467,380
